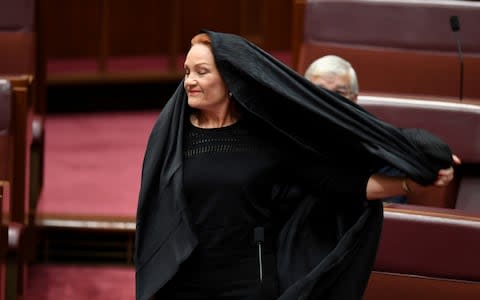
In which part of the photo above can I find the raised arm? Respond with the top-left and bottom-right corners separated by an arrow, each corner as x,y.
366,155 -> 460,200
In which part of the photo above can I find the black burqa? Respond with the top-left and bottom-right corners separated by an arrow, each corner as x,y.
134,30 -> 453,300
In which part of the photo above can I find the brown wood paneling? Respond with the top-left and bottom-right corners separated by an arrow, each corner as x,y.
291,0 -> 306,70
40,0 -> 102,58
107,0 -> 172,56
240,0 -> 263,45
41,0 -> 293,84
180,0 -> 243,52
41,0 -> 292,60
0,76 -> 33,223
263,0 -> 292,50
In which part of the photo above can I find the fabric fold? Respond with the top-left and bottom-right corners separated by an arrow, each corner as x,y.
134,30 -> 453,300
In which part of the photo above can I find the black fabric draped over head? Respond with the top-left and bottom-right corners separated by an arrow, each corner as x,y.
206,30 -> 452,183
134,30 -> 453,300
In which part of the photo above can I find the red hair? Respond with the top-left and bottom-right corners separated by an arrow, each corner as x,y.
191,33 -> 211,48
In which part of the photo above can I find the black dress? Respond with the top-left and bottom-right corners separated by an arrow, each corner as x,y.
156,116 -> 370,299
135,30 -> 452,300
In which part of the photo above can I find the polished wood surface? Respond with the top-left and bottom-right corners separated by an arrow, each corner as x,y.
37,0 -> 292,84
39,0 -> 292,59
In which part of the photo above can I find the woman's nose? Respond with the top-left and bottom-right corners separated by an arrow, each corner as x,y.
185,76 -> 197,86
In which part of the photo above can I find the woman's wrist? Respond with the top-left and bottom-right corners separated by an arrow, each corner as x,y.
401,177 -> 411,194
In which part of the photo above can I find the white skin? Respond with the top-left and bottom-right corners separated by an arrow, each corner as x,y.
367,154 -> 460,200
309,73 -> 358,102
184,42 -> 458,200
184,43 -> 239,129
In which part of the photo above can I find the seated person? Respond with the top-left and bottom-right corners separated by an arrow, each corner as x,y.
305,55 -> 405,203
304,55 -> 359,102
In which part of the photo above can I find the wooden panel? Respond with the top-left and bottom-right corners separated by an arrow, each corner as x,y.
180,0 -> 243,52
41,0 -> 293,84
291,0 -> 306,69
107,0 -> 171,56
40,0 -> 292,59
0,76 -> 33,223
263,0 -> 292,50
10,77 -> 33,223
40,0 -> 102,58
240,0 -> 263,44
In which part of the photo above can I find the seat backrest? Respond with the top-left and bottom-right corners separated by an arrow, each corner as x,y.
455,165 -> 480,213
295,0 -> 480,102
358,95 -> 480,211
0,0 -> 36,74
373,203 -> 480,295
0,0 -> 37,116
0,80 -> 12,184
0,0 -> 35,31
0,80 -> 11,134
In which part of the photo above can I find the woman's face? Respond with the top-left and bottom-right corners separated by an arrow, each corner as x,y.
183,43 -> 229,111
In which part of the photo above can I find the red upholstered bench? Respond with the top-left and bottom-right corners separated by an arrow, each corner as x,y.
364,204 -> 480,300
358,95 -> 480,299
358,95 -> 480,211
292,0 -> 480,103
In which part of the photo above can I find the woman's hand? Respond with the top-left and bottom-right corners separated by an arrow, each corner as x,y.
366,154 -> 461,200
432,154 -> 461,187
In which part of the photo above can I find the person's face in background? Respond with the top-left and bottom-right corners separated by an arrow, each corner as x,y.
309,73 -> 357,102
183,43 -> 229,111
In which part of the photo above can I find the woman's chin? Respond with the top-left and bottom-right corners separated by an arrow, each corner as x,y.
187,98 -> 202,108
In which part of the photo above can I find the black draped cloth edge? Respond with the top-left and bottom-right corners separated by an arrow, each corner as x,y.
134,30 -> 452,300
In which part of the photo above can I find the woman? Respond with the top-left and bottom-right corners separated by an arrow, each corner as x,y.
135,31 -> 457,300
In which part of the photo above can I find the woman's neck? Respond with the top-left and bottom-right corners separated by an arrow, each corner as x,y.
191,104 -> 241,129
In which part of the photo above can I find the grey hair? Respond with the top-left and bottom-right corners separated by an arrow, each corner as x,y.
304,55 -> 359,96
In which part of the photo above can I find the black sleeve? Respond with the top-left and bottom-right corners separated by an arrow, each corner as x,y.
282,148 -> 374,203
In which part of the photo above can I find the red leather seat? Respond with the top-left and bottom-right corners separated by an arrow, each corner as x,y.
365,203 -> 480,300
359,95 -> 480,211
356,95 -> 480,299
294,0 -> 480,102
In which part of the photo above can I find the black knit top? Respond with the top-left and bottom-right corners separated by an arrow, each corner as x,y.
182,116 -> 370,270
